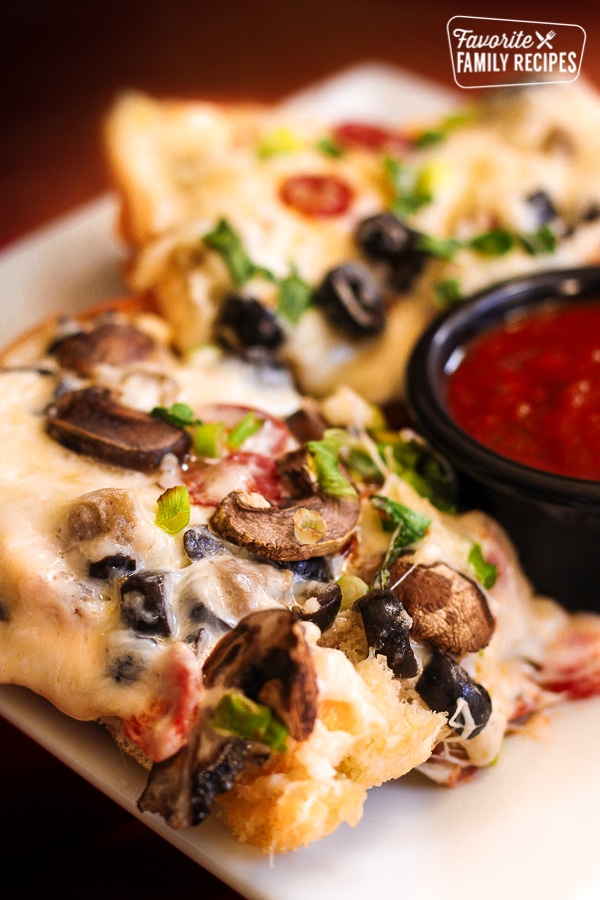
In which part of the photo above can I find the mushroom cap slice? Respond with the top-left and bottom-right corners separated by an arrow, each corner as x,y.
389,556 -> 495,656
46,386 -> 191,471
138,608 -> 318,828
51,321 -> 155,375
210,489 -> 360,562
204,607 -> 318,742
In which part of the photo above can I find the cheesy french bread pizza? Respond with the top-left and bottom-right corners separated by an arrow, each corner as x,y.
1,299 -> 600,853
104,79 -> 600,405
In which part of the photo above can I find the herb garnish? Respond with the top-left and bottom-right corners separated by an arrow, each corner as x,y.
203,218 -> 276,287
468,543 -> 498,589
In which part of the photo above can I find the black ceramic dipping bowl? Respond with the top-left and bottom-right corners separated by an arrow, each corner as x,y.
406,266 -> 600,612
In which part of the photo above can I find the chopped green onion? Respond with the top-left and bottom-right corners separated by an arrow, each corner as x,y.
306,438 -> 357,498
337,574 -> 369,611
227,411 -> 264,449
151,402 -> 201,428
194,421 -> 227,458
210,691 -> 288,753
468,542 -> 498,589
155,485 -> 191,534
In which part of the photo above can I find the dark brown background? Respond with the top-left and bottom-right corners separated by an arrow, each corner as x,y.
1,1 -> 599,897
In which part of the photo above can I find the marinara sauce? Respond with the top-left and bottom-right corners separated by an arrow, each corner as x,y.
445,302 -> 600,480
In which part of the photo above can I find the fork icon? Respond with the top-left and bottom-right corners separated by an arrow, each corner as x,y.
536,29 -> 556,48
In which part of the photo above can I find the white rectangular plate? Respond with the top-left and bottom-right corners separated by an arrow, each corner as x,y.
1,62 -> 600,900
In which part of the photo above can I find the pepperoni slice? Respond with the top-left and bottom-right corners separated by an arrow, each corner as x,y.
196,404 -> 291,456
279,174 -> 353,218
184,452 -> 284,507
332,122 -> 409,154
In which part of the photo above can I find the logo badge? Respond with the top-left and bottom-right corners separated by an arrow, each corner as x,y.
447,16 -> 586,89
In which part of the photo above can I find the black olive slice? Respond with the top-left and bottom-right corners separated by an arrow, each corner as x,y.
354,589 -> 418,678
46,386 -> 191,471
526,189 -> 557,225
120,570 -> 172,636
216,294 -> 284,351
355,212 -> 414,262
416,651 -> 492,739
295,580 -> 342,632
183,526 -> 226,560
355,212 -> 427,293
313,262 -> 385,336
88,553 -> 137,580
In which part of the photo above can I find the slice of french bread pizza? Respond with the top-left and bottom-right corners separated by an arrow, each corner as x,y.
104,80 -> 600,405
1,300 -> 600,853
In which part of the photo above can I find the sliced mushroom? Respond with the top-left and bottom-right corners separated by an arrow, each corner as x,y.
51,321 -> 155,375
389,556 -> 495,656
203,608 -> 318,740
210,489 -> 360,562
275,447 -> 318,498
137,608 -> 317,828
46,386 -> 191,471
285,401 -> 327,443
64,488 -> 141,544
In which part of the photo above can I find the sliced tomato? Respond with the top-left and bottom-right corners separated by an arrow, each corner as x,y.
332,121 -> 409,154
279,174 -> 354,218
184,451 -> 284,508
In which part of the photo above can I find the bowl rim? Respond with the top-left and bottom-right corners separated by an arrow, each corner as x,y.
405,265 -> 600,508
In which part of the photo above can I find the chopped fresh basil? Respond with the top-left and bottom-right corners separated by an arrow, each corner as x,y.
276,267 -> 313,324
371,494 -> 431,541
415,232 -> 462,261
469,228 -> 516,256
412,112 -> 471,148
155,485 -> 191,534
385,157 -> 432,217
434,277 -> 463,309
306,437 -> 357,498
371,494 -> 430,585
520,224 -> 558,255
203,217 -> 275,287
468,542 -> 498,589
151,402 -> 201,429
376,434 -> 457,512
210,691 -> 288,753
